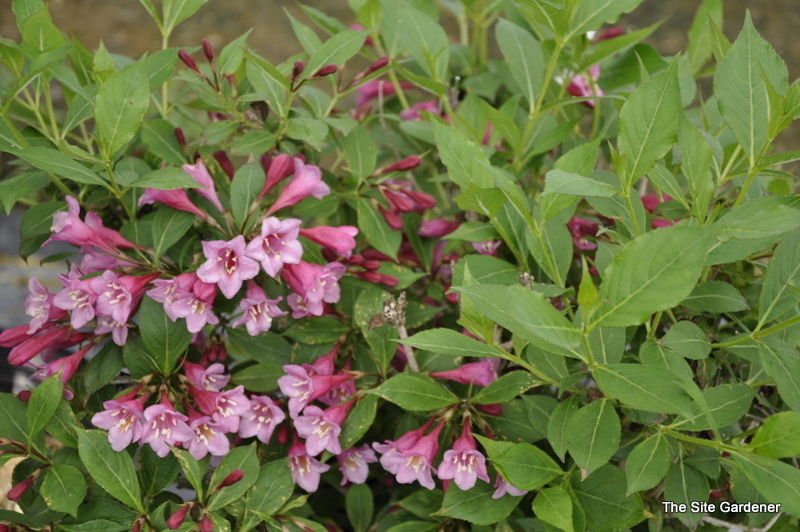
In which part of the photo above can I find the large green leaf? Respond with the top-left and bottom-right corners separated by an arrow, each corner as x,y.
27,374 -> 62,445
496,19 -> 543,108
369,373 -> 459,411
245,459 -> 294,519
533,486 -> 574,532
163,0 -> 209,32
436,481 -> 521,525
95,60 -> 150,159
567,0 -> 644,40
400,328 -> 511,360
343,126 -> 377,181
151,207 -> 195,260
733,453 -> 800,516
541,169 -> 619,198
7,147 -> 106,186
566,399 -> 620,477
592,226 -> 712,327
41,464 -> 86,518
357,198 -> 401,260
681,281 -> 749,313
759,337 -> 800,412
77,429 -> 143,512
303,29 -> 369,80
571,465 -> 646,531
138,297 -> 192,375
431,120 -> 494,189
758,231 -> 800,326
625,433 -> 669,494
492,442 -> 563,490
750,412 -> 800,458
594,364 -> 693,416
617,59 -> 681,185
230,161 -> 265,229
206,444 -> 259,511
664,459 -> 709,527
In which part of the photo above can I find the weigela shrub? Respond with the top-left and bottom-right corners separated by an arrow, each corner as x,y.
1,0 -> 799,530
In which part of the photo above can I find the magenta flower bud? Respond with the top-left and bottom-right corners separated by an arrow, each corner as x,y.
138,188 -> 207,219
216,469 -> 244,490
405,190 -> 437,210
292,61 -> 305,80
131,520 -> 142,532
383,155 -> 421,174
431,359 -> 497,387
202,40 -> 215,62
258,153 -> 295,199
174,127 -> 186,148
312,63 -> 338,78
0,324 -> 30,348
17,390 -> 31,402
213,150 -> 235,180
46,196 -> 135,253
365,57 -> 390,76
379,274 -> 399,287
377,204 -> 404,230
182,159 -> 224,212
566,64 -> 602,108
266,160 -> 330,215
593,26 -> 624,42
199,517 -> 213,532
475,403 -> 502,416
178,49 -> 202,75
299,226 -> 359,257
418,219 -> 459,238
29,343 -> 93,389
7,476 -> 35,501
166,504 -> 191,530
8,326 -> 71,366
567,216 -> 599,251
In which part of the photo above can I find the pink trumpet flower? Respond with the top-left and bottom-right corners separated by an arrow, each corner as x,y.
259,153 -> 296,199
190,385 -> 250,433
245,217 -> 303,277
231,281 -> 286,336
381,422 -> 445,489
492,474 -> 529,499
46,196 -> 135,253
197,236 -> 260,299
299,226 -> 359,257
238,395 -> 286,444
182,159 -> 224,212
138,188 -> 207,219
140,395 -> 195,458
278,365 -> 355,418
185,407 -> 230,460
25,277 -> 66,334
294,398 -> 356,457
183,361 -> 230,391
266,160 -> 330,215
289,438 -> 330,492
91,389 -> 147,451
430,359 -> 498,387
437,421 -> 490,490
337,445 -> 378,485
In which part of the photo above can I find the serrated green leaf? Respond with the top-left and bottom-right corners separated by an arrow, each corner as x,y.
346,484 -> 374,532
138,297 -> 192,375
566,399 -> 620,477
28,374 -> 62,445
595,364 -> 693,416
496,19 -> 543,109
436,481 -> 522,525
542,169 -> 618,198
95,60 -> 149,159
7,147 -> 106,186
151,207 -> 195,259
141,119 -> 186,166
207,444 -> 259,511
534,486 -> 574,532
759,231 -> 800,326
139,445 -> 180,497
245,459 -> 293,519
664,459 -> 708,526
567,0 -> 644,40
171,448 -> 206,499
343,126 -> 377,180
230,161 -> 265,229
357,198 -> 401,260
625,433 -> 669,494
303,29 -> 368,80
339,394 -> 378,450
571,465 -> 645,531
473,372 -> 539,404
732,453 -> 800,516
370,373 -> 459,411
682,281 -> 749,312
77,429 -> 143,512
41,464 -> 86,517
163,0 -> 209,32
662,321 -> 711,360
750,412 -> 800,458
400,328 -> 511,360
759,337 -> 800,412
431,120 -> 494,189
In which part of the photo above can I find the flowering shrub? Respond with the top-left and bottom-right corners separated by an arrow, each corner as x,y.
1,0 -> 800,530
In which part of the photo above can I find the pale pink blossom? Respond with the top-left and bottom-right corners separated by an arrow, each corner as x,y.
197,236 -> 260,299
372,419 -> 435,475
91,391 -> 147,452
399,100 -> 441,120
282,261 -> 346,312
471,240 -> 501,257
289,439 -> 330,492
169,279 -> 219,333
146,273 -> 196,321
53,272 -> 97,329
185,408 -> 230,460
238,395 -> 286,443
337,445 -> 378,485
357,79 -> 413,107
183,361 -> 230,391
245,217 -> 303,277
25,277 -> 65,334
191,385 -> 250,433
437,422 -> 490,490
47,196 -> 135,252
294,399 -> 354,457
277,365 -> 354,419
140,396 -> 195,458
95,315 -> 130,346
182,159 -> 224,212
492,475 -> 528,499
567,64 -> 603,108
380,423 -> 444,489
231,281 -> 287,335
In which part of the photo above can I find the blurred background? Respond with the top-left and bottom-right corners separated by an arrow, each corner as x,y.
0,0 -> 798,387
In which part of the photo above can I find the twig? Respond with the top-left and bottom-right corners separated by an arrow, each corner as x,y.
383,292 -> 419,372
700,513 -> 782,532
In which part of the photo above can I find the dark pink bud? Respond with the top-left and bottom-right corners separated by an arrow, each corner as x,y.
593,26 -> 624,42
313,64 -> 338,78
178,49 -> 202,75
277,424 -> 289,444
383,190 -> 415,213
174,127 -> 186,148
0,524 -> 9,532
356,271 -> 383,284
199,517 -> 213,532
0,325 -> 29,348
361,260 -> 381,271
259,153 -> 295,199
131,521 -> 142,532
7,476 -> 35,501
383,155 -> 421,173
476,403 -> 503,416
406,190 -> 436,209
346,254 -> 364,266
167,505 -> 191,530
379,274 -> 399,287
17,390 -> 31,403
216,469 -> 244,490
293,61 -> 305,80
365,57 -> 390,76
202,40 -> 215,62
259,154 -> 273,175
213,150 -> 235,180
378,204 -> 403,230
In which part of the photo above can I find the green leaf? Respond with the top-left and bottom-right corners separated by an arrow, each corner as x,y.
571,465 -> 646,531
473,372 -> 539,404
230,161 -> 265,229
566,399 -> 620,477
171,448 -> 206,499
230,362 -> 282,392
436,481 -> 522,525
141,119 -> 186,166
733,453 -> 800,516
431,120 -> 494,189
639,341 -> 694,385
664,459 -> 709,527
163,0 -> 209,32
284,316 -> 349,344
541,169 -> 618,198
676,383 -> 755,431
715,196 -> 800,241
343,126 -> 377,181
95,60 -> 150,159
217,30 -> 251,75
400,328 -> 510,360
41,464 -> 86,517
567,0 -> 644,40
207,444 -> 259,511
495,19 -> 543,108
445,222 -> 500,242
492,441 -> 563,491
132,166 -> 200,189
21,5 -> 66,52
593,226 -> 712,327
0,393 -> 30,443
759,337 -> 800,412
139,445 -> 180,497
143,47 -> 180,91
533,486 -> 574,532
151,207 -> 195,259
750,412 -> 800,458
369,373 -> 459,411
594,364 -> 693,416
617,60 -> 681,185
625,433 -> 669,494
7,147 -> 106,186
759,231 -> 800,325
587,327 -> 625,365
286,117 -> 328,150
0,171 -> 50,214
662,321 -> 711,360
454,285 -> 583,359
77,429 -> 143,512
346,484 -> 374,532
245,459 -> 293,519
245,52 -> 288,116
677,115 -> 714,221
687,0 -> 723,73
28,374 -> 62,445
339,394 -> 378,449
138,297 -> 192,375
548,396 -> 580,462
45,400 -> 79,447
357,198 -> 401,260
682,281 -> 748,313
303,29 -> 369,80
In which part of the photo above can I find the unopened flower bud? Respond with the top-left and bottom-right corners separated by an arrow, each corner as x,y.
377,204 -> 403,230
356,271 -> 383,284
178,49 -> 203,75
313,64 -> 338,78
277,424 -> 289,444
131,521 -> 142,532
292,61 -> 305,80
365,57 -> 390,76
174,127 -> 186,148
0,523 -> 9,532
382,155 -> 421,174
167,504 -> 191,530
7,476 -> 35,501
380,274 -> 399,287
346,254 -> 364,266
199,516 -> 213,532
216,469 -> 244,490
361,260 -> 381,271
17,390 -> 31,402
213,150 -> 235,180
202,40 -> 215,62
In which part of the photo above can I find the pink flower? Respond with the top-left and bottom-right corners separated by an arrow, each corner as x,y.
567,217 -> 600,251
258,153 -> 295,200
266,160 -> 330,215
245,217 -> 303,277
166,278 -> 219,333
28,343 -> 92,390
53,270 -> 97,329
197,236 -> 260,299
567,64 -> 603,108
7,326 -> 75,366
337,445 -> 378,485
471,240 -> 501,257
231,281 -> 286,335
641,194 -> 673,213
140,396 -> 195,458
191,385 -> 250,433
182,159 -> 224,212
294,399 -> 355,457
382,423 -> 444,490
92,391 -> 147,452
277,365 -> 354,418
25,277 -> 65,334
289,439 -> 330,492
79,246 -> 134,273
185,409 -> 230,460
399,100 -> 442,120
238,395 -> 286,443
138,188 -> 207,219
418,219 -> 459,238
381,155 -> 422,174
183,361 -> 230,391
299,226 -> 359,257
95,315 -> 130,346
89,271 -> 154,324
372,419 -> 435,474
492,474 -> 528,499
47,196 -> 135,253
282,261 -> 346,312
430,359 -> 497,387
437,421 -> 490,490
146,273 -> 196,320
